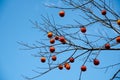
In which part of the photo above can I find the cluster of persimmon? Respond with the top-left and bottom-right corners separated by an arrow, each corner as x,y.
58,57 -> 74,70
48,32 -> 67,44
80,11 -> 120,71
40,10 -> 120,73
48,32 -> 67,62
57,57 -> 100,71
40,32 -> 67,63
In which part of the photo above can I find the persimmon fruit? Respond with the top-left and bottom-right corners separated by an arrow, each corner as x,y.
65,63 -> 71,70
58,64 -> 63,70
117,20 -> 120,25
50,46 -> 55,53
116,36 -> 120,43
55,36 -> 59,40
51,55 -> 57,61
105,43 -> 110,49
101,10 -> 106,15
81,65 -> 87,71
80,27 -> 86,33
69,57 -> 74,63
64,62 -> 69,67
93,59 -> 100,65
59,10 -> 65,17
41,57 -> 46,63
59,36 -> 66,44
47,32 -> 53,38
50,38 -> 55,44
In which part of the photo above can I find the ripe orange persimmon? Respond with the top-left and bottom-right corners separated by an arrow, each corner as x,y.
105,43 -> 110,49
59,36 -> 65,42
55,36 -> 59,40
50,46 -> 55,53
101,10 -> 106,15
58,64 -> 63,70
64,62 -> 69,67
116,36 -> 120,43
59,36 -> 66,44
65,63 -> 71,70
69,57 -> 74,63
80,27 -> 86,33
47,32 -> 53,38
93,59 -> 100,66
41,57 -> 46,63
117,20 -> 120,25
51,55 -> 57,61
50,38 -> 55,44
59,10 -> 65,17
81,65 -> 87,71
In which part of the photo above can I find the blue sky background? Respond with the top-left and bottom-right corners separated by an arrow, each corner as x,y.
0,0 -> 120,80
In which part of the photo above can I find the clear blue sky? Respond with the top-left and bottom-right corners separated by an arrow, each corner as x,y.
0,0 -> 120,80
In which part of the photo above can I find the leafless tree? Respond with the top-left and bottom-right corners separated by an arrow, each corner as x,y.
18,0 -> 120,80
